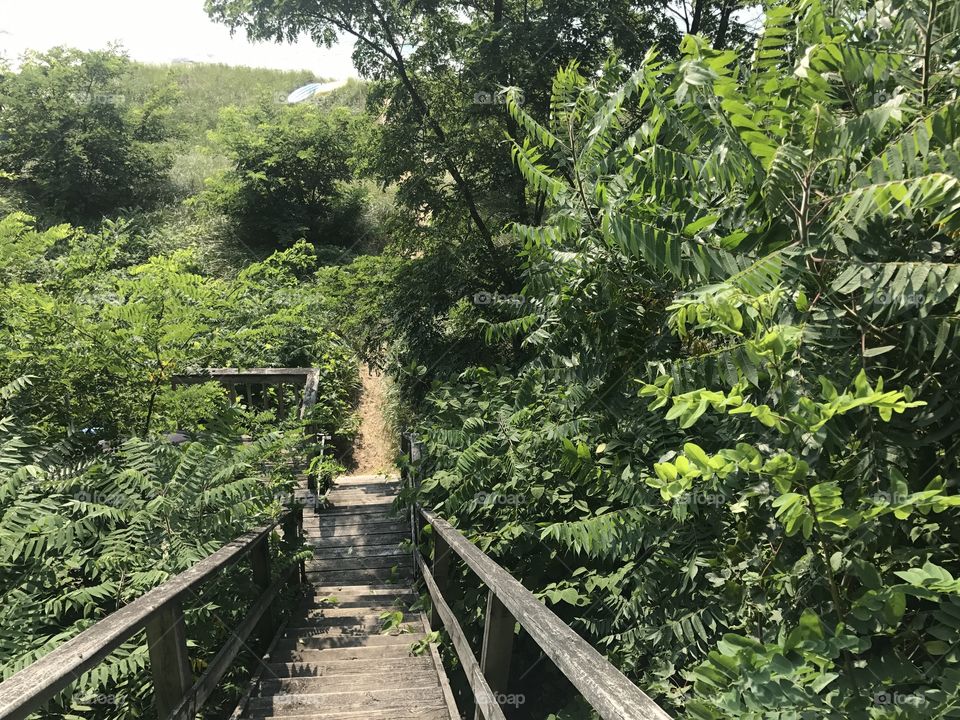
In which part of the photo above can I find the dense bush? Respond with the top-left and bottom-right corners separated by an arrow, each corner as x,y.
412,1 -> 960,717
0,47 -> 176,223
0,377 -> 305,719
198,103 -> 365,247
0,214 -> 357,443
0,43 -> 370,720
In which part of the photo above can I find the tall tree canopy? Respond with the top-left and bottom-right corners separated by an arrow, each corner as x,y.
0,47 -> 176,223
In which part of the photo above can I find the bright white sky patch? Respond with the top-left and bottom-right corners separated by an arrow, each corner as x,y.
0,0 -> 356,78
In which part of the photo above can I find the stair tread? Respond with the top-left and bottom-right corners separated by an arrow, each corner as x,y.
234,471 -> 454,720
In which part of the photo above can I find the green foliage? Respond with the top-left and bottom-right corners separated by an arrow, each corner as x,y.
0,47 -> 176,223
197,103 -> 365,247
0,214 -> 357,443
0,378 -> 304,719
411,0 -> 960,716
123,61 -> 323,145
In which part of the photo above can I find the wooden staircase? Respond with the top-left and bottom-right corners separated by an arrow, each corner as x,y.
232,474 -> 459,720
0,370 -> 672,720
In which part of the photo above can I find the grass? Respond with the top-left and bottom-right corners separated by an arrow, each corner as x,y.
125,61 -> 328,145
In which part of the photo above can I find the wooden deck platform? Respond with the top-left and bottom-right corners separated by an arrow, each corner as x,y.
233,475 -> 459,720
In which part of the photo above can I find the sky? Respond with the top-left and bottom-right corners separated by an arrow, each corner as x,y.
0,0 -> 357,79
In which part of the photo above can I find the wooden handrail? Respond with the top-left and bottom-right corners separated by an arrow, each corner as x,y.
419,508 -> 672,720
0,509 -> 302,720
171,367 -> 320,421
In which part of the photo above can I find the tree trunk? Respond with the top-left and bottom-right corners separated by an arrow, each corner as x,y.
367,1 -> 499,259
689,0 -> 706,34
714,0 -> 734,48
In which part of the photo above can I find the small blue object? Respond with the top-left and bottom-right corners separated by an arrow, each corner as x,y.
286,83 -> 324,104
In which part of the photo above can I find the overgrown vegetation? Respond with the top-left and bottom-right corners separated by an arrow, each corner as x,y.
0,47 -> 176,223
197,104 -> 368,247
407,1 -> 960,717
0,48 -> 362,720
4,0 -> 960,716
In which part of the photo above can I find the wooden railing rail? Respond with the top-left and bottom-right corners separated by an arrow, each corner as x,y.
0,508 -> 303,720
171,367 -> 319,420
416,508 -> 672,720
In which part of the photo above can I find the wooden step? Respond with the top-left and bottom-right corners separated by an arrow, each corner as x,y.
234,468 -> 455,720
303,518 -> 408,534
305,554 -> 409,572
315,502 -> 397,515
255,672 -> 439,696
246,687 -> 448,718
307,591 -> 418,609
323,491 -> 400,502
282,624 -> 420,639
288,611 -> 419,626
244,706 -> 450,719
270,642 -> 426,663
312,543 -> 404,560
307,533 -> 407,549
305,568 -> 412,585
309,584 -> 417,596
276,632 -> 425,653
333,476 -> 400,486
265,656 -> 435,678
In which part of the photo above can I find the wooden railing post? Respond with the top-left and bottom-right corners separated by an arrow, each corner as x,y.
145,601 -> 192,719
430,531 -> 451,630
250,535 -> 275,648
473,590 -> 516,720
283,508 -> 304,586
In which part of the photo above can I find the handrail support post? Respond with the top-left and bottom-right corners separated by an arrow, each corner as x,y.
282,507 -> 304,586
145,601 -> 192,719
430,531 -> 451,630
250,534 -> 276,648
474,589 -> 515,720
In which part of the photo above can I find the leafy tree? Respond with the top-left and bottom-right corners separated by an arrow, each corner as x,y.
0,216 -> 358,443
0,47 -> 176,223
0,377 -> 304,719
205,0 -> 727,278
411,0 -> 960,716
198,103 -> 361,247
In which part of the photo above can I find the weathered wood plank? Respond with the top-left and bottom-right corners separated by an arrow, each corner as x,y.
145,602 -> 193,719
272,643 -> 425,663
242,709 -> 450,720
0,512 -> 290,720
313,505 -> 399,518
416,554 -> 507,720
429,532 -> 451,631
303,519 -> 407,536
246,687 -> 448,717
276,633 -> 426,652
474,590 -> 515,720
251,535 -> 276,647
286,612 -> 418,627
300,369 -> 319,420
308,584 -> 417,598
255,673 -> 439,696
265,656 -> 435,678
306,533 -> 406,549
305,553 -> 409,572
305,567 -> 412,584
421,509 -> 671,720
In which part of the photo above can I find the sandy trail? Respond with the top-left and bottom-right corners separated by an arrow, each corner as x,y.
350,365 -> 396,474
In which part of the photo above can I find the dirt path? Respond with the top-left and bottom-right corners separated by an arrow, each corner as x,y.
350,365 -> 396,474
